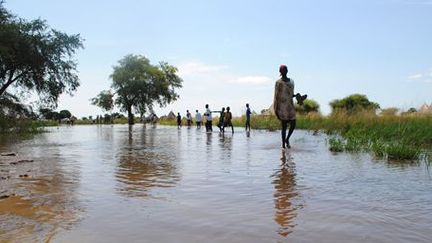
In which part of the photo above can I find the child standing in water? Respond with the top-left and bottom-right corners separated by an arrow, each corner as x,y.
224,107 -> 234,134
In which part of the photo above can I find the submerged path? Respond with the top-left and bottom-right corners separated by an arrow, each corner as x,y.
0,125 -> 431,242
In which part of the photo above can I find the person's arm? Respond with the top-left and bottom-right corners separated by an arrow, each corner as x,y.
273,82 -> 281,119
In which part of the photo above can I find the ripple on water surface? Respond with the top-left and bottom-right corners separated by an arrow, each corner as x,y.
0,125 -> 431,243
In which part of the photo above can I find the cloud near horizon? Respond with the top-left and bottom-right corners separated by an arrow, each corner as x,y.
176,61 -> 272,85
408,69 -> 432,83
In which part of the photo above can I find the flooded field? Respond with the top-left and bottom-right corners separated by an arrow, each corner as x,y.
1,125 -> 431,242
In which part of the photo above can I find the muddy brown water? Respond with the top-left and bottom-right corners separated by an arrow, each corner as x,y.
0,125 -> 431,243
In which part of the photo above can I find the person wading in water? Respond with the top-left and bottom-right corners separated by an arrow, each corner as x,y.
273,65 -> 306,149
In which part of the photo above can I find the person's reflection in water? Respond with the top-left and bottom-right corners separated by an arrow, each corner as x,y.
206,132 -> 212,146
272,150 -> 299,237
218,134 -> 233,161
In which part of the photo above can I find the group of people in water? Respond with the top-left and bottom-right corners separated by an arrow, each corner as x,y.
176,65 -> 306,149
176,103 -> 251,134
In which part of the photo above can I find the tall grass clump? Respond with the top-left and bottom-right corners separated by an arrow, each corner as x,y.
317,111 -> 432,162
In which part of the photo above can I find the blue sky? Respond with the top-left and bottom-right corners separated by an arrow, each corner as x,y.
5,0 -> 432,117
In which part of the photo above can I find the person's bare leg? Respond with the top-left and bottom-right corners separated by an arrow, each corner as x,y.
281,120 -> 288,148
285,119 -> 296,148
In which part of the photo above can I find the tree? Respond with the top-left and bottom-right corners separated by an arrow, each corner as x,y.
110,54 -> 183,125
0,3 -> 83,107
407,107 -> 417,113
0,92 -> 32,117
330,94 -> 379,114
91,90 -> 114,123
295,99 -> 320,114
59,109 -> 72,119
91,90 -> 114,112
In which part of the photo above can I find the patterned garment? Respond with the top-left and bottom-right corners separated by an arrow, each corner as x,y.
273,78 -> 296,121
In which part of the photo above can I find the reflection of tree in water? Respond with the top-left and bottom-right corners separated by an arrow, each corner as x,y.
116,153 -> 180,198
116,128 -> 180,198
272,151 -> 301,237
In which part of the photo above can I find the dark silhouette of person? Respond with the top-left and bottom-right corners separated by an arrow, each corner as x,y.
176,112 -> 182,128
245,103 -> 251,132
216,107 -> 225,132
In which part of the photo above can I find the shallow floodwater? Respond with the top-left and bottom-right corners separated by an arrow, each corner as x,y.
0,125 -> 431,242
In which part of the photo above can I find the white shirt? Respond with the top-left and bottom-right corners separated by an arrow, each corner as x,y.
195,112 -> 202,122
206,108 -> 212,121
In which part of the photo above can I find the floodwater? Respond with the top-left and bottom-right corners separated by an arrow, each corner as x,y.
0,125 -> 431,243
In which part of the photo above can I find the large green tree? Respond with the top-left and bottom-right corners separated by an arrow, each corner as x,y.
110,54 -> 182,125
0,2 -> 83,107
330,94 -> 380,114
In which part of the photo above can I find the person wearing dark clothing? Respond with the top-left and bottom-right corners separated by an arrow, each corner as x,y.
217,107 -> 225,132
177,112 -> 182,128
245,103 -> 251,131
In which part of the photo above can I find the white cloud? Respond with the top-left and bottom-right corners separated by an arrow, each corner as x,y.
408,73 -> 423,80
408,69 -> 432,83
231,76 -> 272,85
177,62 -> 229,77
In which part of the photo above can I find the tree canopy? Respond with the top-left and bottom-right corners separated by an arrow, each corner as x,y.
91,90 -> 114,113
109,54 -> 183,124
330,94 -> 380,114
59,109 -> 72,119
0,2 -> 83,107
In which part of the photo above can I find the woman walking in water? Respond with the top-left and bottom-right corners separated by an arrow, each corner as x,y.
273,65 -> 297,149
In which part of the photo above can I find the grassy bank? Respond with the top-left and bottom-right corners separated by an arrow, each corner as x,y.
0,116 -> 45,134
160,112 -> 432,162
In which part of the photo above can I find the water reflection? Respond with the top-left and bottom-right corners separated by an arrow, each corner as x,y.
115,127 -> 180,198
218,134 -> 233,161
0,138 -> 82,242
272,150 -> 300,237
